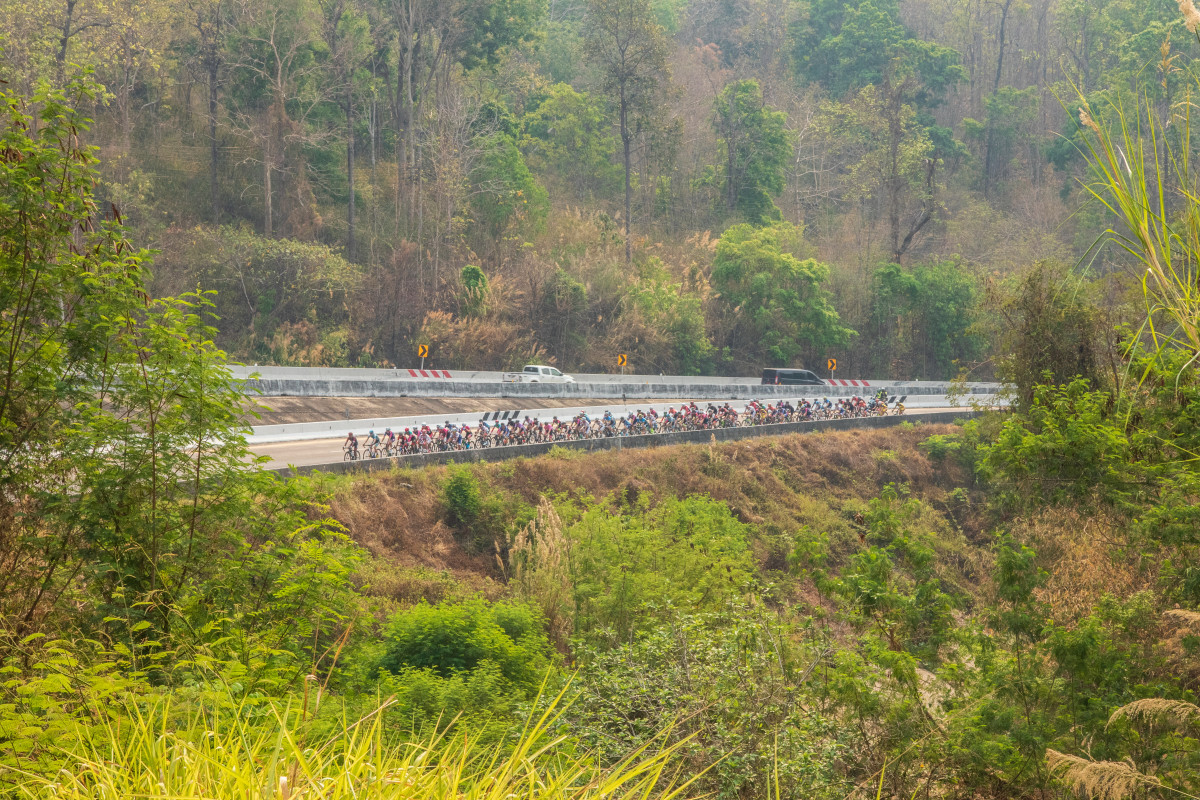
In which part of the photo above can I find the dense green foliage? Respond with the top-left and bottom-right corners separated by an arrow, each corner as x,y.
0,77 -> 360,780
714,80 -> 792,225
711,223 -> 852,365
867,260 -> 984,379
0,79 -> 359,657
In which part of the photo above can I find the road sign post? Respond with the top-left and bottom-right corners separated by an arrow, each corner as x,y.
618,353 -> 627,375
827,357 -> 837,379
418,343 -> 429,371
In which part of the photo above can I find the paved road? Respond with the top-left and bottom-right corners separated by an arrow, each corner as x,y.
246,395 -> 616,425
249,405 -> 980,468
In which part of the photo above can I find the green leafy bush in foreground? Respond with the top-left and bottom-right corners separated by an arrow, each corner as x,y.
364,598 -> 558,730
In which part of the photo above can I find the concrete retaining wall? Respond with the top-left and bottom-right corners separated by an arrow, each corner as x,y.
245,377 -> 998,401
231,365 -> 762,385
272,410 -> 978,477
228,364 -> 1003,400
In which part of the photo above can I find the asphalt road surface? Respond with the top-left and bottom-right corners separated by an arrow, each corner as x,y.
244,396 -> 619,425
249,406 -> 974,468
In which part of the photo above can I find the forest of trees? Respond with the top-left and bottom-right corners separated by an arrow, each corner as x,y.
3,0 -> 1184,378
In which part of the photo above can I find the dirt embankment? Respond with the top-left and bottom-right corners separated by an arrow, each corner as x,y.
328,418 -> 1155,645
243,396 -> 619,425
326,423 -> 985,605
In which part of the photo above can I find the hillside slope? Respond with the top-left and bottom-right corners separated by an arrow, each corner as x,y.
327,422 -> 987,605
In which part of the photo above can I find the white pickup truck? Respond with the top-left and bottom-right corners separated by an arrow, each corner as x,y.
502,364 -> 575,383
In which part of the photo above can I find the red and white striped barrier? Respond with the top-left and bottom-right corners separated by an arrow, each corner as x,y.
407,369 -> 454,379
826,379 -> 871,387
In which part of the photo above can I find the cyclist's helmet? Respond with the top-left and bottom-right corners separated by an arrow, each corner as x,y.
369,429 -> 374,435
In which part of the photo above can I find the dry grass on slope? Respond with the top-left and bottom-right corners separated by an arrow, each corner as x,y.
1003,507 -> 1153,624
321,423 -> 984,608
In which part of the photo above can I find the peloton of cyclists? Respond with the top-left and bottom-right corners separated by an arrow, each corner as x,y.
340,393 -> 910,459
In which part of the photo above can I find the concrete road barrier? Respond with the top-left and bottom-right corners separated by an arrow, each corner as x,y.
227,364 -> 1004,400
238,375 -> 1003,402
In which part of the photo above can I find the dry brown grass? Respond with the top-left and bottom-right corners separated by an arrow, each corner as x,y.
1162,609 -> 1200,684
1165,609 -> 1200,627
1046,750 -> 1162,800
1006,507 -> 1149,623
1108,698 -> 1200,731
326,468 -> 502,609
509,499 -> 574,649
325,424 -> 981,607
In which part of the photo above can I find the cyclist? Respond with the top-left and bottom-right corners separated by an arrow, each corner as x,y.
343,431 -> 359,459
383,427 -> 396,452
364,429 -> 381,455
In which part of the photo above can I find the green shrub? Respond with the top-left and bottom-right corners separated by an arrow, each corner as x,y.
978,379 -> 1134,506
572,608 -> 848,799
442,467 -> 483,528
566,496 -> 755,645
377,598 -> 555,697
920,433 -> 961,463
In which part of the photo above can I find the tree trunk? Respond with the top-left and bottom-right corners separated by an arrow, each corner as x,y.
263,141 -> 273,237
208,61 -> 220,225
119,46 -> 133,158
369,93 -> 377,263
992,0 -> 1012,93
725,120 -> 738,211
983,0 -> 1013,197
56,0 -> 77,82
346,90 -> 356,261
397,29 -> 410,234
620,90 -> 632,265
887,86 -> 902,259
417,142 -> 424,293
406,54 -> 418,228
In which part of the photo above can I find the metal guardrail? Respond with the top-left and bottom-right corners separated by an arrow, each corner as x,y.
228,364 -> 1001,390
